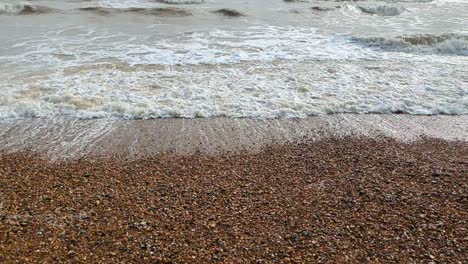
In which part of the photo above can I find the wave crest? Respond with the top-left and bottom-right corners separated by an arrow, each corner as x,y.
358,5 -> 405,16
0,4 -> 56,15
79,7 -> 192,16
211,9 -> 246,17
353,34 -> 468,55
156,0 -> 204,4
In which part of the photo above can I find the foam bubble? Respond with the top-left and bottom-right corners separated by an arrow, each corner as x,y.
1,59 -> 466,119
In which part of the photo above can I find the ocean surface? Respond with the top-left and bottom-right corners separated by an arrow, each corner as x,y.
0,0 -> 467,119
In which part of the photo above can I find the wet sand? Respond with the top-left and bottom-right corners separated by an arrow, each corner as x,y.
0,115 -> 467,262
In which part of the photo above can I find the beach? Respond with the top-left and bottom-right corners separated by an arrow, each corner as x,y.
1,115 -> 467,262
1,0 -> 467,262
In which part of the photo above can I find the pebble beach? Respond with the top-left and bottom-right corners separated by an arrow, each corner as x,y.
1,0 -> 467,262
1,116 -> 467,263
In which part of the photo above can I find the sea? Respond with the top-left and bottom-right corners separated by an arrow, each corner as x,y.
0,0 -> 467,119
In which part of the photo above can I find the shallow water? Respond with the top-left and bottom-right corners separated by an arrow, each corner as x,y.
0,0 -> 467,119
1,115 -> 467,158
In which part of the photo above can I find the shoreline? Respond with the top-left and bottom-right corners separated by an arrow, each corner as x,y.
0,114 -> 467,160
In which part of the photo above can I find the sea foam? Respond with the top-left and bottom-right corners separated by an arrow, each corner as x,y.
157,0 -> 204,4
1,58 -> 466,120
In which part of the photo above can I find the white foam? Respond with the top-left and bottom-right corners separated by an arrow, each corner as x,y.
0,3 -> 24,14
93,0 -> 203,8
1,58 -> 466,119
1,23 -> 467,120
158,0 -> 204,4
381,0 -> 433,3
1,0 -> 467,123
95,0 -> 154,8
0,3 -> 53,15
0,26 -> 377,72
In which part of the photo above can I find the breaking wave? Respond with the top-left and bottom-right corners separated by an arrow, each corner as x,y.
0,4 -> 57,15
311,6 -> 337,12
79,7 -> 192,16
211,9 -> 246,17
381,0 -> 433,2
358,5 -> 405,16
1,59 -> 466,119
353,34 -> 468,55
156,0 -> 204,4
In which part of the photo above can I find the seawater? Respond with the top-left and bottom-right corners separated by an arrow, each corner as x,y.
0,0 -> 467,119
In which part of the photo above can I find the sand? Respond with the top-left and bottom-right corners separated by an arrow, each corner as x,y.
0,115 -> 467,262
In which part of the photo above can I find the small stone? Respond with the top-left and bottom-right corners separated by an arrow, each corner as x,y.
290,233 -> 299,242
80,214 -> 90,221
140,243 -> 147,250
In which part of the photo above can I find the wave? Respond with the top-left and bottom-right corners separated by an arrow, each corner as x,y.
1,24 -> 466,120
211,9 -> 246,17
1,59 -> 465,119
156,0 -> 204,3
79,7 -> 192,16
353,34 -> 468,55
0,4 -> 57,15
79,7 -> 113,15
310,6 -> 336,12
380,0 -> 433,2
358,5 -> 405,16
93,0 -> 202,8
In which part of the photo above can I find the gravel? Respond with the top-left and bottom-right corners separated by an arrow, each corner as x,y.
0,137 -> 467,263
